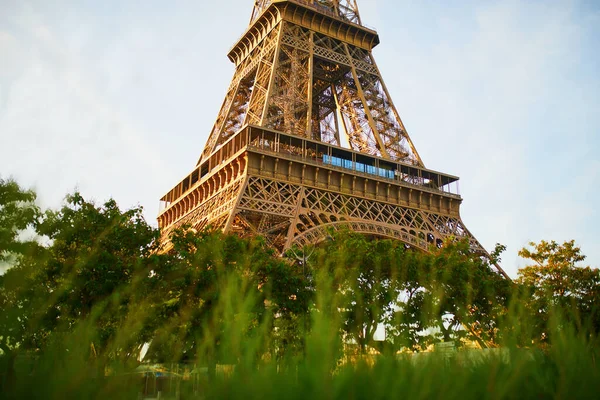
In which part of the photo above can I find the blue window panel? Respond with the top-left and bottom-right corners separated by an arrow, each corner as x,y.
379,169 -> 394,179
322,154 -> 395,179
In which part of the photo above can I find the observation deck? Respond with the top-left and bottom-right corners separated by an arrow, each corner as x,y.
159,125 -> 461,221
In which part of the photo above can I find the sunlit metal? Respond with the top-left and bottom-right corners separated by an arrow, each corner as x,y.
158,1 -> 509,279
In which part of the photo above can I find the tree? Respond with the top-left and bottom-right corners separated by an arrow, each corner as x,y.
314,231 -> 399,353
0,178 -> 40,265
386,240 -> 510,351
0,179 -> 42,390
518,240 -> 600,343
306,231 -> 511,353
144,229 -> 310,368
385,247 -> 432,352
425,241 -> 510,347
143,229 -> 256,366
28,193 -> 160,374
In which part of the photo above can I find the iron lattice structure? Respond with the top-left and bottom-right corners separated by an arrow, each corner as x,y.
158,0 -> 508,278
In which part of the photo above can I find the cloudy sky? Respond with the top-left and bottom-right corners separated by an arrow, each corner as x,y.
1,0 -> 598,277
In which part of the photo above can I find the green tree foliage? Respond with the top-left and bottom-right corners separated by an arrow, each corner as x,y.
518,240 -> 600,343
3,177 -> 600,398
313,232 -> 399,353
141,228 -> 312,368
0,178 -> 40,263
0,179 -> 42,389
0,191 -> 162,390
34,193 -> 159,361
381,240 -> 511,351
311,231 -> 510,353
0,252 -> 41,365
419,240 -> 511,347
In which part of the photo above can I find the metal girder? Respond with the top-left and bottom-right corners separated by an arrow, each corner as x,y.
159,1 -> 509,280
199,17 -> 423,166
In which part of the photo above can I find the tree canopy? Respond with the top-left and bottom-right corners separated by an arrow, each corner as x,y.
518,240 -> 600,343
1,178 -> 599,397
0,178 -> 40,264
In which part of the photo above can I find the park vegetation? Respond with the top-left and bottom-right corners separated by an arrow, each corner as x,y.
1,177 -> 599,399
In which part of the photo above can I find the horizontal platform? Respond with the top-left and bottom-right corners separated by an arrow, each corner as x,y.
159,125 -> 461,213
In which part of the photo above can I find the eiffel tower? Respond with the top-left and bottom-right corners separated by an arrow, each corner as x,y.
158,0 -> 508,278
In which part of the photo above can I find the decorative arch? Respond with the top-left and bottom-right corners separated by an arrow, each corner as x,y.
289,221 -> 433,252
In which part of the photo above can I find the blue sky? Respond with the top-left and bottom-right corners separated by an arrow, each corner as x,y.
0,0 -> 598,277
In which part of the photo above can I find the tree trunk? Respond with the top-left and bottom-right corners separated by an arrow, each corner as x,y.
438,320 -> 451,342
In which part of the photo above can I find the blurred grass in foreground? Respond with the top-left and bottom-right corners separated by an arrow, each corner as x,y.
2,262 -> 599,400
1,181 -> 599,399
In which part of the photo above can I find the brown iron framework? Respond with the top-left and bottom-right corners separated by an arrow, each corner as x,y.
158,0 -> 508,278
